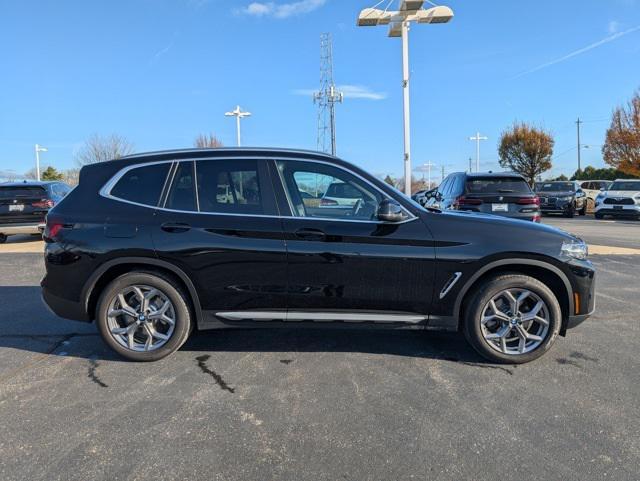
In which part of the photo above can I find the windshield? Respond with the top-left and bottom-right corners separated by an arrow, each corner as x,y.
465,177 -> 531,194
0,186 -> 46,199
536,182 -> 574,192
609,181 -> 640,191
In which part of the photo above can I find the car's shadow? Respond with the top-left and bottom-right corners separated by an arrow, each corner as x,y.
0,285 -> 493,367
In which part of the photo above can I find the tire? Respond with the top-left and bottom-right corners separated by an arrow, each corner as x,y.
564,204 -> 575,218
96,271 -> 192,361
0,234 -> 6,244
579,203 -> 587,216
463,274 -> 562,364
595,212 -> 604,220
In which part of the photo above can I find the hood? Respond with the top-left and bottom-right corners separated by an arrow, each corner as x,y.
603,190 -> 640,198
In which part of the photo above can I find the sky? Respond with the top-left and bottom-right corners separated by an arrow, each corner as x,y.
1,0 -> 639,181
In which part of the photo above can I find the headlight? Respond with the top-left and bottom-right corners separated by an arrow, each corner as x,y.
558,196 -> 573,201
561,240 -> 588,260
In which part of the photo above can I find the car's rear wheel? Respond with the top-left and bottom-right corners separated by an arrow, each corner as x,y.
463,274 -> 561,364
96,271 -> 192,361
0,234 -> 6,244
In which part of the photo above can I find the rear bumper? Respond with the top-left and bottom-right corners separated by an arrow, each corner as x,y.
0,223 -> 45,235
41,286 -> 91,322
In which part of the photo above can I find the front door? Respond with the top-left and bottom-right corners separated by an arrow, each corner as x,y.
271,159 -> 436,323
152,158 -> 288,319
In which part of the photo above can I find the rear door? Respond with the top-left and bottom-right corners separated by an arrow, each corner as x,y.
152,158 -> 288,317
0,185 -> 48,226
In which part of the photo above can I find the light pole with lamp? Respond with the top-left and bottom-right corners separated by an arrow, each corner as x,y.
225,106 -> 252,147
357,1 -> 454,196
35,144 -> 48,181
469,132 -> 487,173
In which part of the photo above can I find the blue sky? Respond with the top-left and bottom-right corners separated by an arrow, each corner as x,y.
1,0 -> 639,181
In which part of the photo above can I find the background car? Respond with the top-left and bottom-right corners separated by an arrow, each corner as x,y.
577,180 -> 612,212
0,180 -> 72,243
534,181 -> 587,217
426,172 -> 541,222
594,179 -> 640,219
412,188 -> 437,207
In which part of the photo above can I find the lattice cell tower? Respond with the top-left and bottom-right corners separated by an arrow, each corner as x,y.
314,33 -> 343,156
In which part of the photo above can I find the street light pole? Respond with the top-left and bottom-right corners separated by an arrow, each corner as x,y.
469,132 -> 487,173
34,144 -> 48,181
357,2 -> 454,196
225,106 -> 252,147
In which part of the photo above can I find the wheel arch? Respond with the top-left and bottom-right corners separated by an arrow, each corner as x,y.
83,257 -> 203,326
454,258 -> 573,335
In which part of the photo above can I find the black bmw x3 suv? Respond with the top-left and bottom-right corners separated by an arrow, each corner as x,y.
42,148 -> 595,363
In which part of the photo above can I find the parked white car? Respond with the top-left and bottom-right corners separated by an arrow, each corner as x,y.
578,180 -> 612,210
594,179 -> 640,219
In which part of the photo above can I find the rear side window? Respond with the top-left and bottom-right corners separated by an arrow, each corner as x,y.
165,161 -> 197,212
0,186 -> 47,199
110,163 -> 171,206
196,159 -> 263,214
466,177 -> 531,194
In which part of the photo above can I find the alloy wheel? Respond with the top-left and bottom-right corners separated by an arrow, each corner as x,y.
480,288 -> 550,355
106,285 -> 176,352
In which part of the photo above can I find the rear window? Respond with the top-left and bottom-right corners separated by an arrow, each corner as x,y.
325,182 -> 364,199
196,159 -> 263,214
0,186 -> 47,199
110,163 -> 171,206
465,177 -> 531,194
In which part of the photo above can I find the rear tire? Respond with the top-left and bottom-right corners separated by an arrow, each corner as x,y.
0,234 -> 6,244
463,274 -> 561,364
96,271 -> 192,362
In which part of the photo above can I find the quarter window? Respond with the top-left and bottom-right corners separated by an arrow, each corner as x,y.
277,160 -> 386,221
110,163 -> 171,206
196,159 -> 263,214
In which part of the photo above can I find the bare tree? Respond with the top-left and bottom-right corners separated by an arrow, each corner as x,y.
603,91 -> 640,177
194,133 -> 223,148
498,122 -> 554,186
75,134 -> 135,166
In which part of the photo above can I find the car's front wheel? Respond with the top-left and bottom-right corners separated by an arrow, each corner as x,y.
0,233 -> 6,244
96,271 -> 192,361
463,274 -> 561,364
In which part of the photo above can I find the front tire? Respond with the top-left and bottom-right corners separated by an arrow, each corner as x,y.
0,233 -> 6,244
579,203 -> 587,216
463,274 -> 561,364
564,204 -> 575,218
595,212 -> 604,219
96,271 -> 192,361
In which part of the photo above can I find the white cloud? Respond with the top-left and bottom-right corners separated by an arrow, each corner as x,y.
608,20 -> 621,34
241,0 -> 327,19
293,84 -> 387,100
513,24 -> 640,79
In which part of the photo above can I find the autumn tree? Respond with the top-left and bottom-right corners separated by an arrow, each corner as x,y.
75,134 -> 134,166
602,91 -> 640,177
41,166 -> 64,181
498,122 -> 554,185
194,133 -> 223,148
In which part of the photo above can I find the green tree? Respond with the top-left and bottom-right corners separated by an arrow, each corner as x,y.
41,166 -> 64,181
498,122 -> 554,186
603,90 -> 640,177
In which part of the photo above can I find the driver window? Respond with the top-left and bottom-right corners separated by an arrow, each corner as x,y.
277,160 -> 384,220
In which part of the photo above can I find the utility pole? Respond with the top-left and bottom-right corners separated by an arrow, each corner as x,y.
314,33 -> 343,156
468,157 -> 473,173
34,144 -> 48,181
469,132 -> 488,173
225,106 -> 251,146
576,117 -> 582,174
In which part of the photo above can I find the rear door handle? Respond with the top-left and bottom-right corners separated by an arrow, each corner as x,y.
294,228 -> 326,241
161,222 -> 191,233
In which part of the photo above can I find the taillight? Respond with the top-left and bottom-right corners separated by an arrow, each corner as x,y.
454,196 -> 482,208
516,197 -> 540,206
32,199 -> 55,209
43,215 -> 67,241
320,198 -> 338,206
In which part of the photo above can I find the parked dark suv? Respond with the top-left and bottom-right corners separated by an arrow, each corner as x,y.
425,172 -> 541,222
534,181 -> 587,217
42,149 -> 595,364
0,181 -> 72,243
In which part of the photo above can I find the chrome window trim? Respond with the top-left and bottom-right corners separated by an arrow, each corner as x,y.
99,156 -> 418,225
216,311 -> 426,323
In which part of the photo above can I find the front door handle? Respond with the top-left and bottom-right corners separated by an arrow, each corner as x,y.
294,228 -> 326,241
161,222 -> 191,233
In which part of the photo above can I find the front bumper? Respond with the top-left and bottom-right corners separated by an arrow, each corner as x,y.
0,223 -> 45,235
595,205 -> 640,217
563,260 -> 596,333
540,200 -> 572,213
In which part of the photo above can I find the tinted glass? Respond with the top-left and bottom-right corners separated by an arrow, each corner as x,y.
0,186 -> 46,199
277,160 -> 385,220
197,159 -> 263,214
466,177 -> 531,194
439,177 -> 452,196
535,182 -> 575,192
166,161 -> 197,211
610,181 -> 640,191
111,163 -> 171,206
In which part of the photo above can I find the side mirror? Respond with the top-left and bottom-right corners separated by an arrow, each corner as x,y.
599,187 -> 605,192
377,199 -> 406,222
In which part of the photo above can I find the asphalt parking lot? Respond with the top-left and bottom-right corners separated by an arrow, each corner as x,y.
1,217 -> 639,481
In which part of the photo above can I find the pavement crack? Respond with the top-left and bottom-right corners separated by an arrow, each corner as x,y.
87,358 -> 108,388
195,355 -> 235,393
